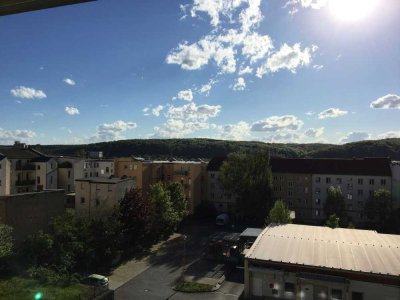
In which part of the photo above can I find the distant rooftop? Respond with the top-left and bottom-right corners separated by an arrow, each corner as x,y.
246,224 -> 400,278
0,143 -> 46,159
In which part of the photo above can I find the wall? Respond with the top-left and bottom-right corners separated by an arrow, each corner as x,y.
0,190 -> 66,242
114,157 -> 143,189
0,158 -> 11,196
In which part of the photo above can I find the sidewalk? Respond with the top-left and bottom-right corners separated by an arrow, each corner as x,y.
108,233 -> 181,290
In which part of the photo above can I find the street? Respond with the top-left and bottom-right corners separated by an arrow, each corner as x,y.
114,221 -> 244,300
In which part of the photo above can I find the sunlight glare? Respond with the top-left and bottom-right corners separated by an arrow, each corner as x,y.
329,0 -> 379,22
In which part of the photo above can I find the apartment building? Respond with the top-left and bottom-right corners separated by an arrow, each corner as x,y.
245,224 -> 400,300
391,161 -> 400,209
114,156 -> 145,189
0,142 -> 56,195
310,158 -> 392,224
74,177 -> 135,218
207,156 -> 237,214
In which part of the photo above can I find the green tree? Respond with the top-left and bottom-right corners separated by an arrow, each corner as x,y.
20,230 -> 54,267
266,200 -> 292,224
166,182 -> 188,221
364,189 -> 393,231
324,186 -> 346,222
149,183 -> 179,239
0,223 -> 13,259
325,214 -> 340,228
219,150 -> 273,223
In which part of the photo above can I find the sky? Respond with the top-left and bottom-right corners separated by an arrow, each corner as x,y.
0,0 -> 399,145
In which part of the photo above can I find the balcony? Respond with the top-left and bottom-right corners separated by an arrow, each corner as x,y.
15,164 -> 35,171
15,179 -> 36,186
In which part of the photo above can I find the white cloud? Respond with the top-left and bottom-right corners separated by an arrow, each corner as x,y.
318,108 -> 348,119
218,121 -> 251,140
313,64 -> 323,71
377,131 -> 400,139
242,32 -> 273,63
305,111 -> 315,116
256,43 -> 315,77
175,89 -> 194,101
251,115 -> 303,132
63,78 -> 76,86
166,40 -> 212,71
152,105 -> 164,117
238,65 -> 253,75
190,0 -> 242,27
92,120 -> 137,142
340,131 -> 370,144
285,0 -> 328,10
143,107 -> 150,116
231,77 -> 246,91
167,102 -> 221,121
239,0 -> 263,32
10,86 -> 46,99
304,127 -> 324,138
370,94 -> 400,109
198,79 -> 217,95
0,128 -> 36,144
65,106 -> 80,115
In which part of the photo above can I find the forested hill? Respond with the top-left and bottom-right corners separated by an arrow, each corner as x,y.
25,138 -> 400,160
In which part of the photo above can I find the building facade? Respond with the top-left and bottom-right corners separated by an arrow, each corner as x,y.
74,177 -> 135,218
114,157 -> 144,189
245,224 -> 400,300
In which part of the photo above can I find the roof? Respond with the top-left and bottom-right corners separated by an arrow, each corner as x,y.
75,177 -> 134,184
0,0 -> 95,16
270,157 -> 392,176
31,156 -> 52,163
240,228 -> 263,238
0,146 -> 43,159
207,156 -> 227,171
246,224 -> 400,277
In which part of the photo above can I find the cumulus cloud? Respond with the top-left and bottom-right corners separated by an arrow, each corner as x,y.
65,106 -> 80,115
377,131 -> 400,139
256,43 -> 315,77
313,64 -> 323,71
340,131 -> 370,144
242,32 -> 273,63
238,65 -> 253,75
92,120 -> 137,142
10,86 -> 46,99
231,77 -> 246,91
251,115 -> 303,132
0,128 -> 36,144
285,0 -> 328,11
198,79 -> 217,95
318,108 -> 348,119
304,127 -> 324,138
152,105 -> 164,116
370,94 -> 400,109
175,89 -> 194,101
63,78 -> 76,86
166,102 -> 221,121
218,121 -> 251,140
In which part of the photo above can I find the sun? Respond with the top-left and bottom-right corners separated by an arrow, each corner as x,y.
329,0 -> 379,22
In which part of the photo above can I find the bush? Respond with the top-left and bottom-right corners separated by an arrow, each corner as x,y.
27,266 -> 76,286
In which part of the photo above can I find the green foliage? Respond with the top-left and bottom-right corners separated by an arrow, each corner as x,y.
0,223 -> 13,258
364,189 -> 393,232
266,200 -> 292,224
220,150 -> 273,223
27,266 -> 76,286
166,182 -> 188,220
324,186 -> 346,222
20,231 -> 53,267
325,214 -> 340,228
347,222 -> 355,229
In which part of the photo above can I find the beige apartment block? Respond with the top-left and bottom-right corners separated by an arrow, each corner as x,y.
74,177 -> 135,218
0,156 -> 11,196
114,157 -> 145,189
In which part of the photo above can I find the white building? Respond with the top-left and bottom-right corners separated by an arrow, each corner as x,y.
245,224 -> 400,300
390,161 -> 400,209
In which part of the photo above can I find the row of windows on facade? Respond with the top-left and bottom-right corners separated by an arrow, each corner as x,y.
84,168 -> 113,178
84,162 -> 114,169
80,183 -> 113,191
274,175 -> 387,186
80,197 -> 102,207
123,164 -> 138,170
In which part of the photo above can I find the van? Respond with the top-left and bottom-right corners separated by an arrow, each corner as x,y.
216,213 -> 229,226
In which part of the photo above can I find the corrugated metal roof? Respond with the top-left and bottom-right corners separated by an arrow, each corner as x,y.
246,224 -> 400,277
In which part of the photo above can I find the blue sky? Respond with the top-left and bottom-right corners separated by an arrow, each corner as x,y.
0,0 -> 399,145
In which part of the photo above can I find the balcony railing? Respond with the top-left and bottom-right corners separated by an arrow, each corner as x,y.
15,179 -> 36,186
15,164 -> 35,171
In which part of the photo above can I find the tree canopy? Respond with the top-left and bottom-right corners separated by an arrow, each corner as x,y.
266,200 -> 292,225
324,186 -> 346,223
0,223 -> 13,259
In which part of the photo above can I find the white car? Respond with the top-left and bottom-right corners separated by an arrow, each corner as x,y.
82,274 -> 109,287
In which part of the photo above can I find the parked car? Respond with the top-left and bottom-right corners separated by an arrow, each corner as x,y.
216,213 -> 229,226
82,274 -> 109,288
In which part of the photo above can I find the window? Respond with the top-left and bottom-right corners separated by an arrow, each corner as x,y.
316,198 -> 321,204
347,194 -> 352,200
315,187 -> 321,194
84,173 -> 88,178
210,173 -> 215,178
0,180 -> 1,186
96,199 -> 100,207
50,163 -> 53,169
67,184 -> 70,192
357,189 -> 363,196
358,178 -> 363,185
211,192 -> 215,199
124,165 -> 128,169
134,164 -> 137,170
68,170 -> 71,178
50,176 -> 53,185
108,184 -> 112,192
336,178 -> 342,184
369,179 -> 374,185
273,176 -> 278,181
326,177 -> 331,184
331,289 -> 342,300
81,197 -> 85,204
0,163 -> 1,169
284,282 -> 295,293
315,209 -> 320,216
288,190 -> 293,196
304,187 -> 308,194
347,183 -> 353,190
81,183 -> 84,189
106,167 -> 110,173
380,179 -> 386,186
37,165 -> 40,170
369,190 -> 374,196
351,292 -> 363,300
96,184 -> 100,190
37,176 -> 40,184
316,177 -> 321,183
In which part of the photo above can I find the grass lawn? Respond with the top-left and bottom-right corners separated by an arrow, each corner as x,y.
174,281 -> 214,293
0,276 -> 93,300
